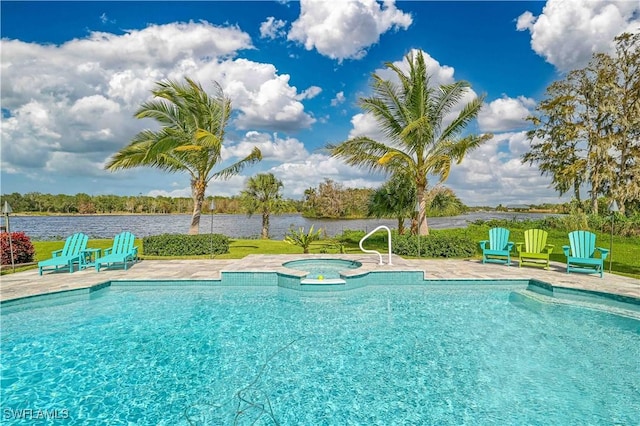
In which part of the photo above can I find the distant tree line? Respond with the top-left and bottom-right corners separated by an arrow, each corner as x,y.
0,192 -> 301,215
1,179 -> 470,224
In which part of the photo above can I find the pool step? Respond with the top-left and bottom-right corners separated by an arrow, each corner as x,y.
300,278 -> 346,285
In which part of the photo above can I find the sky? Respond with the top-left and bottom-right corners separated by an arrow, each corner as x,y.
1,0 -> 639,207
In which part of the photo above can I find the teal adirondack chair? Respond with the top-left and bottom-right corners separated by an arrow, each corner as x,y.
38,233 -> 89,275
516,229 -> 554,270
479,227 -> 514,265
95,231 -> 138,272
563,231 -> 609,278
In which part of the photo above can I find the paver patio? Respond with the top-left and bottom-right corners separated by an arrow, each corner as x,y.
1,254 -> 638,303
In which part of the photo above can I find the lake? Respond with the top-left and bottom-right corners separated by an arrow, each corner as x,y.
5,212 -> 556,240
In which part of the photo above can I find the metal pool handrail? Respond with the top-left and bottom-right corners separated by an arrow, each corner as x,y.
359,225 -> 392,265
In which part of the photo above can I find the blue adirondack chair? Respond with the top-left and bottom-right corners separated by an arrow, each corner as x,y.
38,233 -> 89,275
95,231 -> 138,272
479,227 -> 514,265
563,231 -> 609,278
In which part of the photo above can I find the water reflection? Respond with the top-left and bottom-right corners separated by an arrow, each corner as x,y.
9,212 -> 556,240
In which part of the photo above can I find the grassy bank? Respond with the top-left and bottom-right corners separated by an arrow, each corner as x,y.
9,227 -> 638,279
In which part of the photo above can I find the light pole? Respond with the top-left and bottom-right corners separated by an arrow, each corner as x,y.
415,200 -> 421,258
209,199 -> 216,259
2,201 -> 15,272
608,200 -> 619,273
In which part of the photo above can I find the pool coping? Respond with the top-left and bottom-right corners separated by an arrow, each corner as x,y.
1,254 -> 639,314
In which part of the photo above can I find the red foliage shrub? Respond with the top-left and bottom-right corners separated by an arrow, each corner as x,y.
1,232 -> 35,265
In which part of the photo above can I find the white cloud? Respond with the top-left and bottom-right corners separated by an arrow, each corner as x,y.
69,95 -> 121,122
0,21 -> 318,179
148,187 -> 192,198
269,153 -> 384,197
331,91 -> 346,106
260,16 -> 287,39
296,86 -> 322,100
223,131 -> 310,162
149,174 -> 248,198
515,11 -> 536,31
516,0 -> 640,71
45,152 -> 107,178
288,0 -> 412,61
348,112 -> 388,142
477,96 -> 536,132
99,13 -> 115,25
446,132 -> 566,206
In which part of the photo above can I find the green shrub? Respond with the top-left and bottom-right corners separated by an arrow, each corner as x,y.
336,229 -> 366,244
392,232 -> 477,258
142,233 -> 229,256
336,228 -> 390,245
284,226 -> 323,254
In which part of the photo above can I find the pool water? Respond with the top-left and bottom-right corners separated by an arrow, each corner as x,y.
283,258 -> 362,279
1,285 -> 639,425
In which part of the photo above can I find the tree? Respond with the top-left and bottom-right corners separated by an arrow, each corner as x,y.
240,173 -> 284,239
301,179 -> 372,218
425,185 -> 468,217
327,50 -> 490,235
105,77 -> 262,234
524,32 -> 639,214
609,32 -> 640,214
367,173 -> 416,234
523,78 -> 586,203
315,179 -> 346,218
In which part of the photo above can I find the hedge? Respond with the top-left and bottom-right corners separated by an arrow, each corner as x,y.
142,233 -> 229,256
392,233 -> 477,258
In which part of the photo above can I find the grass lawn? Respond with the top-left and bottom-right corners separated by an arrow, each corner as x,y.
6,229 -> 639,279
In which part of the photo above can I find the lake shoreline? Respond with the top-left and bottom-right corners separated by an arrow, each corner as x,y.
8,212 -> 559,241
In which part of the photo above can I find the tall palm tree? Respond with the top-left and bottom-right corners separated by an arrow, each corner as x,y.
327,51 -> 491,235
240,173 -> 284,239
106,77 -> 262,234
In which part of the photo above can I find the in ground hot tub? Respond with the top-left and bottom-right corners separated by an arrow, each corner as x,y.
282,258 -> 362,284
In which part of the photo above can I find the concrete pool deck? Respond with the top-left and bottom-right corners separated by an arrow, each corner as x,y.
1,254 -> 639,304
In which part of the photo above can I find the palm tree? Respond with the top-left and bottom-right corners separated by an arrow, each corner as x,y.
240,173 -> 284,239
327,51 -> 491,235
426,186 -> 468,217
368,173 -> 416,235
106,77 -> 262,234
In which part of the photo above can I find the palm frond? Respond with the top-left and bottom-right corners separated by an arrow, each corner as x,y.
432,81 -> 472,121
211,147 -> 262,181
438,94 -> 486,142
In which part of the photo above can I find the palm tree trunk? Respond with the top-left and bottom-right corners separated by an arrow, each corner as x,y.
189,178 -> 207,235
261,212 -> 270,239
397,217 -> 405,235
417,190 -> 429,236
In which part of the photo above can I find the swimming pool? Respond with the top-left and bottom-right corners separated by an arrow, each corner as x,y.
2,284 -> 639,424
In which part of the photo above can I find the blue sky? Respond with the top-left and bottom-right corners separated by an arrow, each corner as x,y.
2,1 -> 638,206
